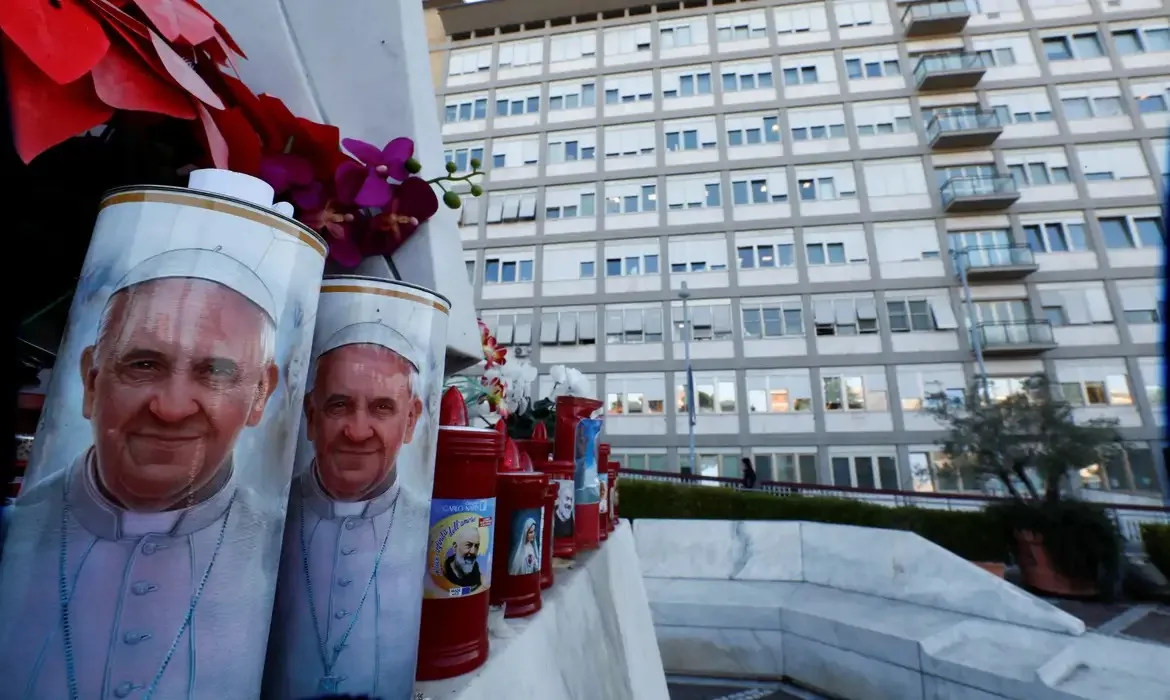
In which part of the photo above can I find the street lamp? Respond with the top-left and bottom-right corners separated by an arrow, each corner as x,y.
678,281 -> 697,476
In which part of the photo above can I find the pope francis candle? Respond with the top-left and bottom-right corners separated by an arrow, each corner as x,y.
0,172 -> 327,700
264,276 -> 449,700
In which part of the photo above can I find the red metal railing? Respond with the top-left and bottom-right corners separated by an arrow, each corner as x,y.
618,468 -> 1170,544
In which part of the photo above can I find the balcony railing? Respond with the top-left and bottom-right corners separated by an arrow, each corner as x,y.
975,320 -> 1055,348
901,0 -> 971,36
940,175 -> 1019,210
926,109 -> 1003,147
913,51 -> 987,89
958,244 -> 1037,270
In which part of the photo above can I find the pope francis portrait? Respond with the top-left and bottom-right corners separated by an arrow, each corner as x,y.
0,248 -> 283,700
264,321 -> 429,699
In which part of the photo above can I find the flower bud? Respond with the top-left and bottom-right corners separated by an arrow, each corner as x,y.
469,157 -> 482,169
445,161 -> 458,174
470,184 -> 484,197
404,157 -> 422,174
443,191 -> 462,209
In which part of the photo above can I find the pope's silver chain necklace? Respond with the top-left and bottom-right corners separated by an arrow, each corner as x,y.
298,492 -> 399,693
58,489 -> 234,700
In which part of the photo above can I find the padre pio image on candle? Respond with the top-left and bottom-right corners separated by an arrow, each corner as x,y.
425,499 -> 494,597
0,180 -> 328,700
264,277 -> 449,700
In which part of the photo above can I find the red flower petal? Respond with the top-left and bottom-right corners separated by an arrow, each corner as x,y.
196,101 -> 230,168
0,0 -> 110,85
130,0 -> 216,47
2,36 -> 114,164
148,28 -> 223,108
90,39 -> 196,118
210,106 -> 262,175
395,177 -> 440,221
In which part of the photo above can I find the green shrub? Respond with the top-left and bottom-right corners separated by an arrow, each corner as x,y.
1142,523 -> 1170,578
620,479 -> 1007,562
984,499 -> 1122,586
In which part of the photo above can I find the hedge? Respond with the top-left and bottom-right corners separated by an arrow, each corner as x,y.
619,479 -> 1008,563
1142,523 -> 1170,578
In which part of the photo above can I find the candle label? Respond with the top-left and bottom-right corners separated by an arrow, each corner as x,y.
425,498 -> 495,598
507,507 -> 543,576
553,479 -> 575,538
599,474 -> 609,515
573,418 -> 603,506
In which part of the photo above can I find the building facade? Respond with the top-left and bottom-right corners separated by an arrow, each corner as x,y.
426,0 -> 1168,499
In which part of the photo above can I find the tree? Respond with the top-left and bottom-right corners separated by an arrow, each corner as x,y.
924,374 -> 1126,503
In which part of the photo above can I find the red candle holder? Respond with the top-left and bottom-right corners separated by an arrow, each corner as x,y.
490,471 -> 549,618
540,460 -> 576,559
515,436 -> 551,471
416,426 -> 502,681
540,480 -> 557,589
573,418 -> 604,553
598,444 -> 612,542
553,395 -> 602,463
611,465 -> 621,527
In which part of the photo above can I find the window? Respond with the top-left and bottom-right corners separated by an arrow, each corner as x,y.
1112,26 -> 1170,55
812,297 -> 879,336
747,372 -> 813,413
604,25 -> 653,56
823,374 -> 887,412
755,453 -> 819,484
782,64 -> 820,85
544,190 -> 596,219
1099,216 -> 1164,249
910,452 -> 977,492
721,63 -> 775,92
1041,32 -> 1104,61
604,253 -> 659,276
604,307 -> 665,345
494,90 -> 541,117
1022,221 -> 1088,253
445,96 -> 488,123
731,175 -> 787,205
606,376 -> 666,415
1039,286 -> 1114,327
604,124 -> 656,159
662,69 -> 712,99
1118,282 -> 1162,325
974,47 -> 1018,68
989,89 -> 1055,124
666,175 -> 724,211
479,312 -> 534,347
834,0 -> 888,28
715,11 -> 768,43
1058,84 -> 1126,120
448,47 -> 491,77
465,260 -> 475,282
484,192 -> 538,224
843,55 -> 900,80
1059,375 -> 1132,407
886,297 -> 959,333
830,454 -> 899,489
547,81 -> 597,111
852,101 -> 912,136
444,145 -> 484,172
549,31 -> 598,65
483,257 -> 535,284
660,20 -> 705,49
490,138 -> 540,169
737,243 -> 796,269
665,121 -> 717,151
741,301 -> 804,338
1081,447 -> 1160,493
672,304 -> 735,342
604,184 -> 657,215
618,453 -> 670,472
726,114 -> 782,146
548,137 -> 597,164
579,261 -> 595,278
796,176 -> 853,201
677,374 -> 737,414
806,241 -> 846,265
539,310 -> 597,346
775,4 -> 829,35
604,74 -> 654,105
898,367 -> 965,412
1137,92 -> 1168,114
790,107 -> 849,141
1005,159 -> 1071,188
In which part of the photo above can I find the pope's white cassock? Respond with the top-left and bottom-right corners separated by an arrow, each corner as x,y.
264,318 -> 431,700
0,456 -> 279,700
0,237 -> 302,700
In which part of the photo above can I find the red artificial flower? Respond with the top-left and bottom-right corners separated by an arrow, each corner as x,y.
365,176 -> 440,257
479,319 -> 507,368
301,200 -> 361,267
0,0 -> 243,163
482,376 -> 509,418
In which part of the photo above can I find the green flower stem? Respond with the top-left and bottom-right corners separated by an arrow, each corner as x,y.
426,170 -> 485,188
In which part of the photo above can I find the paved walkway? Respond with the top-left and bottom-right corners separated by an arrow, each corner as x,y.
667,677 -> 824,700
1048,599 -> 1170,646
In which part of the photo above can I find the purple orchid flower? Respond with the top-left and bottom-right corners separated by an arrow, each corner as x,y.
336,137 -> 415,208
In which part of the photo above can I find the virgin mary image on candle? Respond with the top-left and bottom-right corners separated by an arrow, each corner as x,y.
264,312 -> 432,699
508,509 -> 542,576
0,204 -> 324,700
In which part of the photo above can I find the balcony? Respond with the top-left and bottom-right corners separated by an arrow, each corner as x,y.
902,0 -> 971,37
914,52 -> 986,91
957,245 -> 1038,281
940,176 -> 1020,212
975,321 -> 1057,355
927,110 -> 1003,149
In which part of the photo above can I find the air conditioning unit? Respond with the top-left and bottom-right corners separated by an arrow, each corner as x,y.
512,346 -> 532,358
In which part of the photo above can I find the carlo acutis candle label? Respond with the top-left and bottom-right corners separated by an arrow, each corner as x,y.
507,507 -> 543,576
425,498 -> 495,598
553,479 -> 575,538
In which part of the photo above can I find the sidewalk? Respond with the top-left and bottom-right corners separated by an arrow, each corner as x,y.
1048,599 -> 1170,646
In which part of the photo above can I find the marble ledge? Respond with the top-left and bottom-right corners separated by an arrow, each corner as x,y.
416,522 -> 669,700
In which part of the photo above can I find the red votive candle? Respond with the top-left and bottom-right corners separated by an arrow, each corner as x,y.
541,460 -> 577,559
540,480 -> 557,589
490,470 -> 549,618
